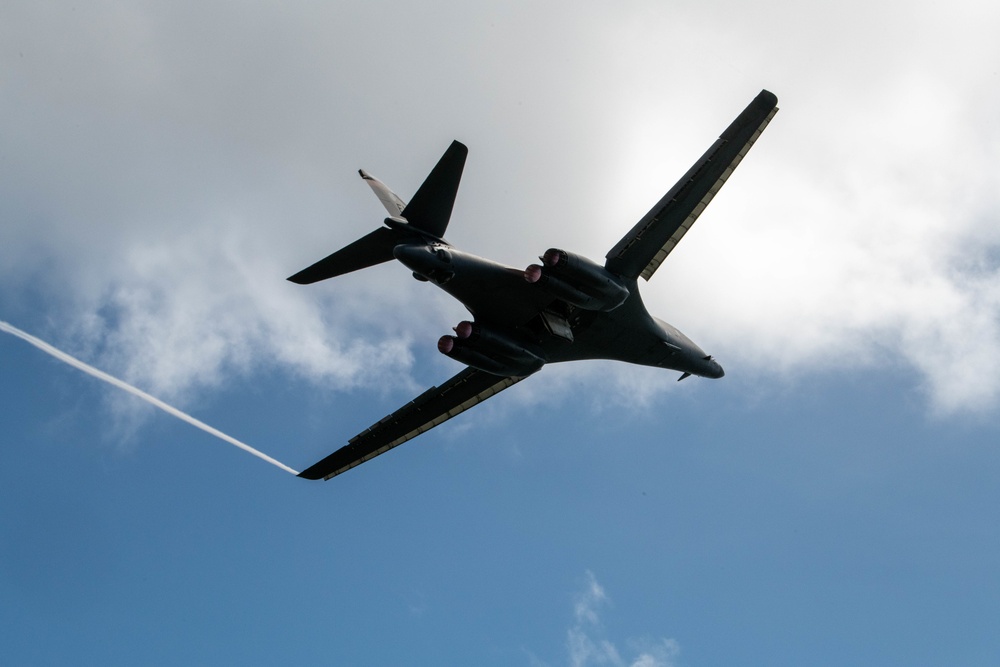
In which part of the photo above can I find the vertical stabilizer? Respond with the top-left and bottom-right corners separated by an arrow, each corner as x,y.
287,141 -> 468,285
401,140 -> 468,238
359,169 -> 407,216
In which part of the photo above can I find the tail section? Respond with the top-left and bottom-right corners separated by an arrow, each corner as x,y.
401,140 -> 467,239
287,227 -> 397,284
359,169 -> 407,216
287,140 -> 468,284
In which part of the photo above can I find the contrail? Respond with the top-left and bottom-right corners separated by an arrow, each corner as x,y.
1,320 -> 299,476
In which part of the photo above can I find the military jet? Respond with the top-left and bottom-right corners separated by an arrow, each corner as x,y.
292,90 -> 778,480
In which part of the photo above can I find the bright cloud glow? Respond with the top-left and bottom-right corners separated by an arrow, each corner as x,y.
2,0 -> 998,419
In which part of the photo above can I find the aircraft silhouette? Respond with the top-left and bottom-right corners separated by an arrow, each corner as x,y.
292,90 -> 778,479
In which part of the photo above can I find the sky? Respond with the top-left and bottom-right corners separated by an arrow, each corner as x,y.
2,1 -> 1000,665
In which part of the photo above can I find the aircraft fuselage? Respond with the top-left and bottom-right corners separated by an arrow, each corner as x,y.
393,241 -> 724,379
290,89 -> 778,479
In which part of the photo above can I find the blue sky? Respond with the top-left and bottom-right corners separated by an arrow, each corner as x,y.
3,1 -> 1000,665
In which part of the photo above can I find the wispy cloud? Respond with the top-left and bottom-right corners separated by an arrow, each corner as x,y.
564,571 -> 680,667
61,222 -> 420,414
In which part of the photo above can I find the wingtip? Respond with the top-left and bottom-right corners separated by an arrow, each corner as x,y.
296,466 -> 327,481
448,140 -> 469,158
296,451 -> 347,480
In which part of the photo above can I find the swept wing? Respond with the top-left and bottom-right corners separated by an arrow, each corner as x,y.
605,89 -> 778,281
298,368 -> 525,480
293,91 -> 778,481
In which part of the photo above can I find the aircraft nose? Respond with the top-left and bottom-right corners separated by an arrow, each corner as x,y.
704,356 -> 725,379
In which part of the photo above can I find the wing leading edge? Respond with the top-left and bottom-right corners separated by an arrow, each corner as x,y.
298,369 -> 525,480
605,89 -> 778,281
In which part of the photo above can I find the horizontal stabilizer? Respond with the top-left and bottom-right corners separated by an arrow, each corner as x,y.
400,140 -> 468,238
287,227 -> 397,284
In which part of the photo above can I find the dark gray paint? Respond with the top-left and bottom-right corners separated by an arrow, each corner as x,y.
294,90 -> 778,479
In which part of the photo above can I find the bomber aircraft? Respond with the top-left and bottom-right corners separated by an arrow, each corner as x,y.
292,90 -> 778,480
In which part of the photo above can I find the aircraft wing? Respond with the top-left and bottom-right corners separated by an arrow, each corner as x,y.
605,89 -> 778,281
298,368 -> 525,480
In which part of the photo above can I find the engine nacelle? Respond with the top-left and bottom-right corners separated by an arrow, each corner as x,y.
438,321 -> 544,376
524,248 -> 629,311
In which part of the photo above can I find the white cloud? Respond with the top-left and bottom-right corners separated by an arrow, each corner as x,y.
64,221 -> 419,411
2,0 -> 999,418
563,572 -> 679,667
574,570 -> 609,627
598,2 -> 1000,413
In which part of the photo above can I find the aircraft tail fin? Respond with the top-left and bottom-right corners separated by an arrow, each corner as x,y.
287,227 -> 397,284
401,140 -> 468,238
287,140 -> 467,285
359,169 -> 407,216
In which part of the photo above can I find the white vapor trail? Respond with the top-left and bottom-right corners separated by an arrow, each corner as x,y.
1,320 -> 299,476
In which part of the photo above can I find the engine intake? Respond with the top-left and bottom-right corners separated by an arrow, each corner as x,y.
438,321 -> 544,376
524,248 -> 629,311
